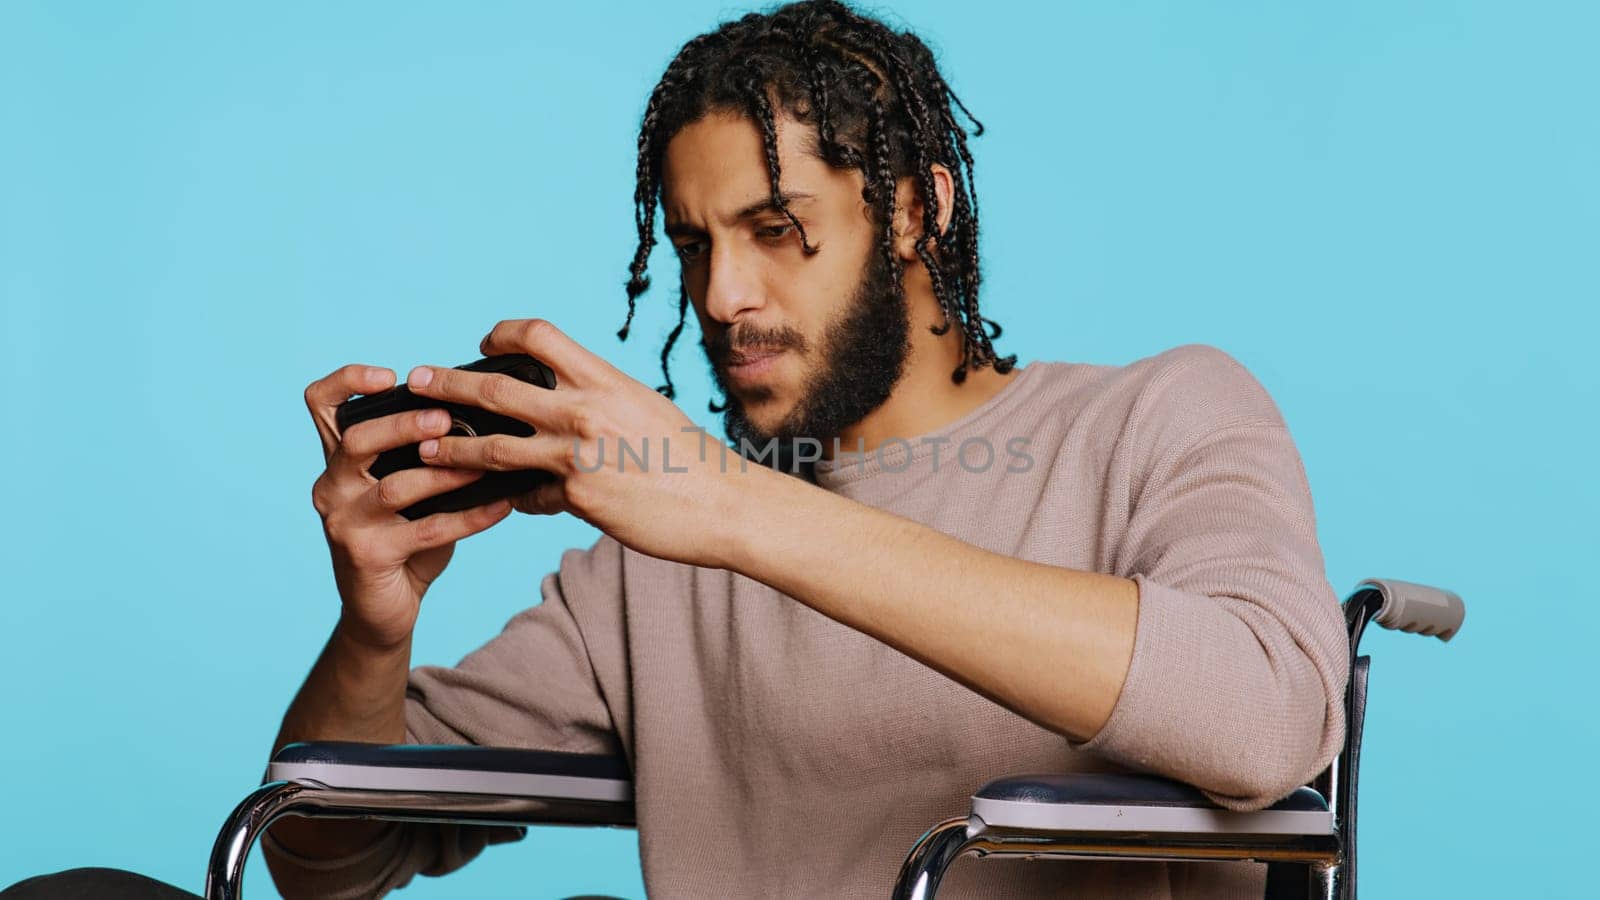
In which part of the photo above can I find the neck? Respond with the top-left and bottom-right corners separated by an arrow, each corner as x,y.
825,319 -> 1018,460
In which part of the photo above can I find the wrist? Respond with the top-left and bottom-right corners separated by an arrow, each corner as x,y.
333,611 -> 414,661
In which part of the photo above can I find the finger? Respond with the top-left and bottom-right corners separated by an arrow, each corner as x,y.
305,364 -> 396,460
478,318 -> 619,388
353,466 -> 487,520
396,497 -> 515,554
319,407 -> 459,512
338,407 -> 455,462
510,479 -> 569,517
404,363 -> 564,430
417,432 -> 573,474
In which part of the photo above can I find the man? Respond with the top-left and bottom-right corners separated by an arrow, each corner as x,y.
1,1 -> 1346,898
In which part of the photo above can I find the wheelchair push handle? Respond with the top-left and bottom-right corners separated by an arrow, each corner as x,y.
1356,577 -> 1465,642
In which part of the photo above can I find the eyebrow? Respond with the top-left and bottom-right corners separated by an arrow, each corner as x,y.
665,192 -> 816,238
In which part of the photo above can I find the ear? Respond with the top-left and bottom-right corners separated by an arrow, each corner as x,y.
892,163 -> 956,263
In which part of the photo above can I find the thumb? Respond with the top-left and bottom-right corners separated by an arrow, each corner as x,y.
510,480 -> 568,517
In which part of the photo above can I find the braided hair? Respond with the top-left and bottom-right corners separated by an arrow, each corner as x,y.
621,0 -> 1014,401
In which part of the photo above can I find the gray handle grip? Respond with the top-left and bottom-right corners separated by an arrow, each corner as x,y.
1356,577 -> 1465,642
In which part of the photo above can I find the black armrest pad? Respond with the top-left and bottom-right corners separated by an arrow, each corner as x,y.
974,773 -> 1327,812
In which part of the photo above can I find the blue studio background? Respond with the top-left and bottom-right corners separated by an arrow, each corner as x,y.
2,1 -> 1594,897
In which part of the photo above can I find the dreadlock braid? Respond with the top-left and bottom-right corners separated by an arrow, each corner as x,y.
624,0 -> 1013,399
620,31 -> 725,343
655,273 -> 691,400
744,68 -> 819,256
825,25 -> 958,341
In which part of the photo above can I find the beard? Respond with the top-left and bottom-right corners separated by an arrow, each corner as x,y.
701,246 -> 911,475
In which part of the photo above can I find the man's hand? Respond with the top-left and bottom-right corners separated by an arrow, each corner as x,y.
404,318 -> 761,570
304,364 -> 515,650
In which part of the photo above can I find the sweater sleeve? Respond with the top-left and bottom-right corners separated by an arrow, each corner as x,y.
1070,344 -> 1349,810
262,539 -> 627,899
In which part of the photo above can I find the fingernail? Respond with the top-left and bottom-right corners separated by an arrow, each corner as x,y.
419,409 -> 448,430
408,366 -> 433,388
419,438 -> 439,458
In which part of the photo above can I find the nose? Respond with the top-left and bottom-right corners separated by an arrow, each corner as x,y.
701,241 -> 764,325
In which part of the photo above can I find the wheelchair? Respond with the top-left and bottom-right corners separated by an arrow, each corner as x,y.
207,577 -> 1463,900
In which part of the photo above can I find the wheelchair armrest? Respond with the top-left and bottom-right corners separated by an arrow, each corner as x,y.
211,744 -> 636,898
969,773 -> 1333,836
268,741 -> 633,804
1355,577 -> 1465,642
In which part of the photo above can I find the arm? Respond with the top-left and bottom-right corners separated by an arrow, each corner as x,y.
723,347 -> 1348,808
724,426 -> 1342,808
263,362 -> 518,897
725,471 -> 1139,741
261,545 -> 627,899
264,623 -> 411,862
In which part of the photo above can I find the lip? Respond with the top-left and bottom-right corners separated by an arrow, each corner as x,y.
724,348 -> 786,383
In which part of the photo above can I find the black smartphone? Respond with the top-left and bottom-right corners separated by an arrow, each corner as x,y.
334,353 -> 559,520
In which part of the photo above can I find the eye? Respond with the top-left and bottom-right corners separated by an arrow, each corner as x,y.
673,240 -> 706,261
756,222 -> 794,242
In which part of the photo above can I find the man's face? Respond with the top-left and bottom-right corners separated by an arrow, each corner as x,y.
660,108 -> 910,447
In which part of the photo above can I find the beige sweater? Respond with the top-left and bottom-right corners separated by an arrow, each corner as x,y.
264,343 -> 1348,899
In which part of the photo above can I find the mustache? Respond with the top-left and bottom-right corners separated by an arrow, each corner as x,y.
704,323 -> 808,366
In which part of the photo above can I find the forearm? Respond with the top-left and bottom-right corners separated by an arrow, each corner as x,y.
725,469 -> 1139,741
266,618 -> 412,860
